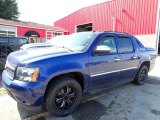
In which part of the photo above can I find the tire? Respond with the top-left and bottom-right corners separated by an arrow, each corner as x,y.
134,65 -> 149,85
2,47 -> 11,56
45,77 -> 82,116
6,48 -> 12,55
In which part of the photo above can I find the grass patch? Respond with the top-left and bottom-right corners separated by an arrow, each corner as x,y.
0,88 -> 7,96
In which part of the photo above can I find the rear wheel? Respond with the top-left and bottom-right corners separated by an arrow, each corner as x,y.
134,65 -> 149,85
45,77 -> 82,116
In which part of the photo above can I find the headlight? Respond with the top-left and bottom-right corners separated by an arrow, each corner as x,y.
16,67 -> 39,82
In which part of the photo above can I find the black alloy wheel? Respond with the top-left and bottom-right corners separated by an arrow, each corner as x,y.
55,86 -> 76,110
134,65 -> 149,85
45,77 -> 82,116
138,68 -> 147,82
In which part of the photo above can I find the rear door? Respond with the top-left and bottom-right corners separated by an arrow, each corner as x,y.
9,37 -> 19,51
116,35 -> 139,82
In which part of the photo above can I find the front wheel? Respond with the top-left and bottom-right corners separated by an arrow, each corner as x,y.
45,77 -> 82,116
134,65 -> 149,85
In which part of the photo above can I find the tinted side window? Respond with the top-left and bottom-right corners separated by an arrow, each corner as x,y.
19,38 -> 28,44
0,38 -> 8,43
9,38 -> 17,44
96,36 -> 117,53
135,39 -> 144,48
118,37 -> 134,53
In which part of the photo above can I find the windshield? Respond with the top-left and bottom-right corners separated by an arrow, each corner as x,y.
46,32 -> 97,52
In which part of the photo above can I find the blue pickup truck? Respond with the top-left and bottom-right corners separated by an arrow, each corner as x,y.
2,31 -> 156,116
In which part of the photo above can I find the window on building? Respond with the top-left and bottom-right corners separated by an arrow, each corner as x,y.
0,31 -> 7,37
118,37 -> 134,53
53,32 -> 62,37
8,31 -> 16,37
76,23 -> 93,32
0,26 -> 16,37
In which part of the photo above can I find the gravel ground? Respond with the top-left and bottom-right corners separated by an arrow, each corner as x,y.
0,57 -> 160,120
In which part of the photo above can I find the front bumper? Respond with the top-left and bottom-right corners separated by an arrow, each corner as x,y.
2,70 -> 45,110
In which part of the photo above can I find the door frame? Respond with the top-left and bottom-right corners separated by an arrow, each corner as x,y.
29,37 -> 37,43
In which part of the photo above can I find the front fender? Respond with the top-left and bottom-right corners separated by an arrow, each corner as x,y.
47,68 -> 85,81
44,62 -> 89,91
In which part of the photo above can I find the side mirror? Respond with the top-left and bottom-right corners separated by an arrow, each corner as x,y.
94,45 -> 111,54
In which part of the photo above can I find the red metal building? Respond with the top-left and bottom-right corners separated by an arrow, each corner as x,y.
0,18 -> 67,43
55,0 -> 160,50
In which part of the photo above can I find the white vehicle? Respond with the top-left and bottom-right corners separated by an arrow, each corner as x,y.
20,35 -> 68,50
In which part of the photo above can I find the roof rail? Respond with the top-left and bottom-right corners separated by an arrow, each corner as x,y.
92,30 -> 129,34
103,31 -> 128,34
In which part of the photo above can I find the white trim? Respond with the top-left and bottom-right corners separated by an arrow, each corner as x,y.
46,30 -> 47,40
0,25 -> 17,37
155,0 -> 160,52
15,27 -> 17,37
91,69 -> 120,77
0,23 -> 66,32
112,16 -> 116,31
90,67 -> 137,77
75,25 -> 77,33
0,25 -> 16,31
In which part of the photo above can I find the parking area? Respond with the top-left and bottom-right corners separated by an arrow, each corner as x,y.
0,57 -> 160,120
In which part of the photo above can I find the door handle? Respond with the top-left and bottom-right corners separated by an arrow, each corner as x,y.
114,58 -> 121,62
131,56 -> 138,59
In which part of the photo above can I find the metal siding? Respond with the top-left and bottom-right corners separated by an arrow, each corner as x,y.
54,0 -> 158,35
153,0 -> 159,33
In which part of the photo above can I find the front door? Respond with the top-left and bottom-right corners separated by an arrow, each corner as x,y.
89,35 -> 121,86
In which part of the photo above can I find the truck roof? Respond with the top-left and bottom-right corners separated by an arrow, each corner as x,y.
93,30 -> 130,36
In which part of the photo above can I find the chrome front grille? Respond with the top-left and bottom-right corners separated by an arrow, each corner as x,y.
6,69 -> 14,80
6,60 -> 16,70
6,60 -> 16,80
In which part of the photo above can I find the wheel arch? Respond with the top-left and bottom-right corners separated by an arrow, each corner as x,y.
43,71 -> 85,109
139,61 -> 150,70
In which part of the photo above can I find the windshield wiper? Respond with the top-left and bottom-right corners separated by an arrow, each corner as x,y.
50,44 -> 76,52
61,46 -> 75,52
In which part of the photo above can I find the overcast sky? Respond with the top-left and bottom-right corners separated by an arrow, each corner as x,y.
17,0 -> 107,25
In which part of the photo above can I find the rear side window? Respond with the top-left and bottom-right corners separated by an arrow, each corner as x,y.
9,38 -> 17,44
135,39 -> 144,48
118,37 -> 134,53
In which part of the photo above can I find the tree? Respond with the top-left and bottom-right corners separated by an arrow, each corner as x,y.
0,0 -> 19,20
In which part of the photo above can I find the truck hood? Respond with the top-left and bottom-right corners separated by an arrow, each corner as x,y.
8,46 -> 76,64
20,43 -> 51,50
